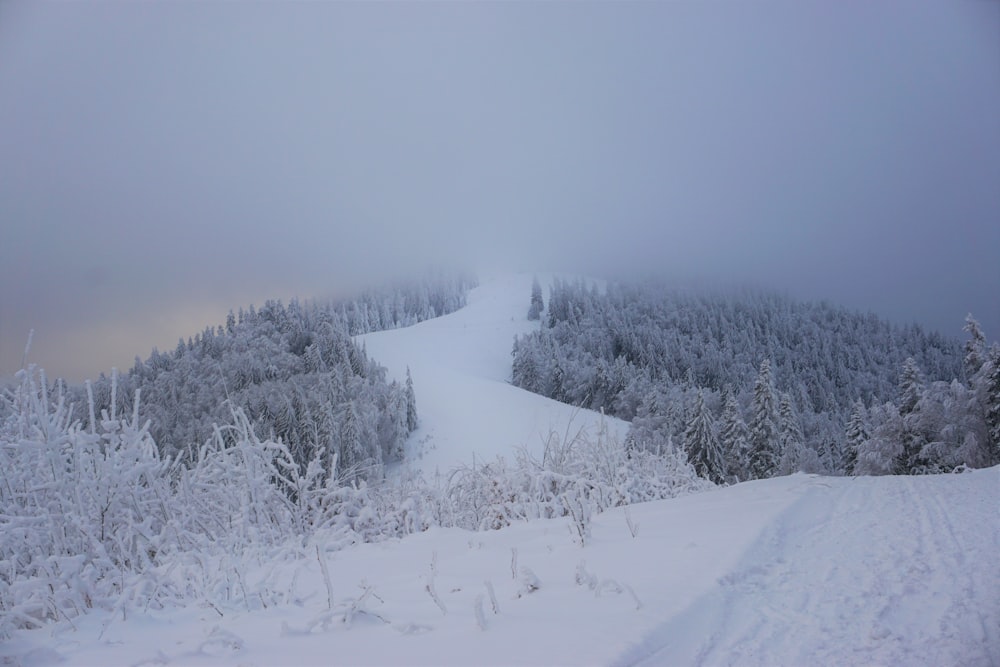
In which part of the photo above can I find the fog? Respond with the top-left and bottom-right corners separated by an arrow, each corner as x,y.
2,1 -> 998,382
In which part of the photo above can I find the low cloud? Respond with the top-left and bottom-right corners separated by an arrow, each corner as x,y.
2,1 -> 998,381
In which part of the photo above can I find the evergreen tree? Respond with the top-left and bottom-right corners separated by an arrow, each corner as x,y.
683,390 -> 725,484
527,276 -> 545,321
855,402 -> 903,475
960,318 -> 1000,467
982,345 -> 1000,465
963,314 -> 987,379
896,357 -> 926,473
718,389 -> 750,482
405,367 -> 418,432
777,393 -> 804,475
844,399 -> 868,475
511,338 -> 545,393
338,401 -> 367,479
898,357 -> 924,416
748,359 -> 779,479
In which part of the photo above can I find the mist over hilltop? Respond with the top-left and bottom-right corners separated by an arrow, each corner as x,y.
1,1 -> 998,381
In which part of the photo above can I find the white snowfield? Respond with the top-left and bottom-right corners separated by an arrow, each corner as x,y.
6,275 -> 999,667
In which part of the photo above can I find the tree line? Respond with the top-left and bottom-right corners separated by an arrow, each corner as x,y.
513,278 -> 997,481
72,270 -> 476,483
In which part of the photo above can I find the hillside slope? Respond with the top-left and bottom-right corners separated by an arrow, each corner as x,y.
4,274 -> 996,667
616,469 -> 999,666
6,470 -> 995,666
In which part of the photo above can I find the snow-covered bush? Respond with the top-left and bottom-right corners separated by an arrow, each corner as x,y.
0,368 -> 173,638
444,418 -> 712,533
0,365 -> 710,639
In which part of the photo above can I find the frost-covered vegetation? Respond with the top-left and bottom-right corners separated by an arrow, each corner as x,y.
4,272 -> 997,645
0,368 -> 707,639
513,278 -> 999,480
2,274 -> 997,665
72,271 -> 476,482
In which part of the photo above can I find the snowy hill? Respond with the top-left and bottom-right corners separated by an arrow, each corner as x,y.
4,274 -> 998,667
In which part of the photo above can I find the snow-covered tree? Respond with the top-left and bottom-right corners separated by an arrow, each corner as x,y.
854,402 -> 903,476
749,360 -> 779,479
338,401 -> 368,479
683,390 -> 725,484
961,318 -> 999,467
718,389 -> 750,482
985,346 -> 1000,464
844,399 -> 868,475
527,276 -> 544,321
896,357 -> 927,473
915,379 -> 986,471
777,392 -> 805,475
405,366 -> 418,432
963,314 -> 988,379
898,357 -> 924,416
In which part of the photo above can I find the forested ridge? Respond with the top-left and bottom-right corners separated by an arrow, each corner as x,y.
513,278 -> 999,481
72,271 -> 477,481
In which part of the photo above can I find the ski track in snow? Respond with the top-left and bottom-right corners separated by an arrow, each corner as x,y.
615,471 -> 1000,667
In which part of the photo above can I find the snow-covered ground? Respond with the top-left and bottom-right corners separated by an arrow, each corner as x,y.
5,274 -> 998,666
359,273 -> 631,478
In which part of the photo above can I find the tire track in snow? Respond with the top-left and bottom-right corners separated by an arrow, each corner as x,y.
614,473 -> 1000,667
904,476 -> 1000,666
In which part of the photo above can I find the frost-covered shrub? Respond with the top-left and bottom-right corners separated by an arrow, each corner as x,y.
0,369 -> 173,638
0,367 -> 710,639
444,419 -> 713,532
173,408 -> 299,553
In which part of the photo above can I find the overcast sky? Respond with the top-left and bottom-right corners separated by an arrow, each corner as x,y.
2,1 -> 998,383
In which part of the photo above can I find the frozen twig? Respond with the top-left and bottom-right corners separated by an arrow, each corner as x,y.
316,543 -> 334,610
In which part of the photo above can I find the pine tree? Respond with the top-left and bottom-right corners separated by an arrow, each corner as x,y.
844,399 -> 868,475
405,367 -> 418,432
339,401 -> 366,479
683,390 -> 725,484
855,401 -> 903,476
985,346 -> 1000,465
748,359 -> 779,479
898,357 -> 924,416
527,276 -> 544,321
963,314 -> 987,379
962,318 -> 999,468
896,357 -> 926,473
777,393 -> 804,475
718,389 -> 749,482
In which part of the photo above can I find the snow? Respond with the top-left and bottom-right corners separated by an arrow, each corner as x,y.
359,273 -> 631,477
5,274 -> 999,667
616,472 -> 1000,666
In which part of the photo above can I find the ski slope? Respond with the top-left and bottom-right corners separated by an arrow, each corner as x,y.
5,274 -> 998,667
359,274 -> 631,477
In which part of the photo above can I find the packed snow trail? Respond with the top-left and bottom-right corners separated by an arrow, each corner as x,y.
360,274 -> 630,477
614,468 -> 1000,667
